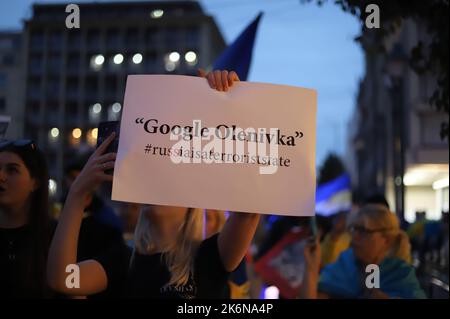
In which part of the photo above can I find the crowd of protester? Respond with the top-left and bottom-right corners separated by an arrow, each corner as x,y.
0,70 -> 448,299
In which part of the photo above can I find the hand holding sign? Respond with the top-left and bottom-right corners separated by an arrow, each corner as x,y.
71,132 -> 116,197
198,68 -> 240,91
303,236 -> 321,274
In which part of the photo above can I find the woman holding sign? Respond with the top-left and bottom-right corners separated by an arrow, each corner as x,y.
47,70 -> 261,298
301,204 -> 426,299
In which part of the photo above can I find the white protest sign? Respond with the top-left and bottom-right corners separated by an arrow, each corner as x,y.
112,75 -> 316,216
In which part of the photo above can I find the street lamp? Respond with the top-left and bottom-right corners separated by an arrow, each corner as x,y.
385,43 -> 407,224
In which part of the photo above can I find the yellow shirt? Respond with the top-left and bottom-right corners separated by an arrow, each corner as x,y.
321,232 -> 352,267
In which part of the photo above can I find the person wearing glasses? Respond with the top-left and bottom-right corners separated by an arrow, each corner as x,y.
301,204 -> 426,299
0,140 -> 55,298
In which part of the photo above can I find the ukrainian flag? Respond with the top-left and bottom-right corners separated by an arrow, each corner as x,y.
315,174 -> 352,216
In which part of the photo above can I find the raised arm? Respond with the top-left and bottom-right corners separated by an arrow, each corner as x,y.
218,212 -> 260,272
300,237 -> 326,299
198,69 -> 260,272
47,133 -> 116,295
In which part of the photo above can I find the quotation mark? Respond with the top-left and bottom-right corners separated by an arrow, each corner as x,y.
135,118 -> 145,124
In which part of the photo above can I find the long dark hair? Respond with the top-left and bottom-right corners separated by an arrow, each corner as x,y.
0,143 -> 52,297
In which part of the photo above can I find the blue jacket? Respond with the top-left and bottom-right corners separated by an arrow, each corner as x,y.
318,248 -> 426,299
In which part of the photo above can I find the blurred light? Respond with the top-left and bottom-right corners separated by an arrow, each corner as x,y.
264,286 -> 279,299
112,102 -> 121,113
94,54 -> 104,65
132,53 -> 143,64
429,277 -> 450,291
91,128 -> 98,139
90,55 -> 105,71
72,128 -> 82,139
404,172 -> 424,186
165,61 -> 176,72
92,103 -> 102,114
87,128 -> 98,147
169,51 -> 180,63
404,165 -> 449,186
150,9 -> 164,19
48,179 -> 57,196
185,51 -> 197,64
113,54 -> 124,64
433,177 -> 449,190
50,127 -> 59,138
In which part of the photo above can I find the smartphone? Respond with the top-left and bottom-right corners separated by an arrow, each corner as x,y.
96,121 -> 120,153
96,121 -> 120,174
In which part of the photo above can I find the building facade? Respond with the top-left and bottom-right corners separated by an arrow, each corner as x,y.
21,1 -> 226,195
0,31 -> 24,140
348,19 -> 449,223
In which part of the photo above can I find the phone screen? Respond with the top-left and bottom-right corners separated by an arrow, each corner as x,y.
96,121 -> 120,174
96,121 -> 120,154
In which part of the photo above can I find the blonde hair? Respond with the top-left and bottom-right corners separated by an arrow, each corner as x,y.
207,210 -> 227,236
134,207 -> 204,287
349,204 -> 412,263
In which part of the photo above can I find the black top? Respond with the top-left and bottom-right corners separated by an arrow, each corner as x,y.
77,214 -> 125,298
94,234 -> 231,299
0,223 -> 55,298
0,226 -> 30,298
78,215 -> 124,261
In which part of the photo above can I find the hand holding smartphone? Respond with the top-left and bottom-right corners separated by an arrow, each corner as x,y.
96,121 -> 120,174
